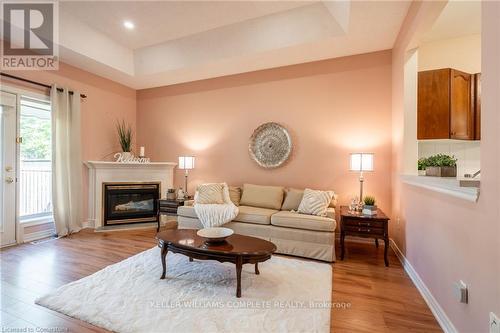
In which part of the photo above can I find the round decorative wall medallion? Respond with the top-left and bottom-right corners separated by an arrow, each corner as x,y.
248,122 -> 292,168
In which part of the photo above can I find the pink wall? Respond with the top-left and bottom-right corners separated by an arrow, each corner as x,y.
392,2 -> 500,331
3,63 -> 137,222
137,51 -> 393,214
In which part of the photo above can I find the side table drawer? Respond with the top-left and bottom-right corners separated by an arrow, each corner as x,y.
343,225 -> 385,235
343,219 -> 386,228
159,207 -> 178,211
160,203 -> 181,208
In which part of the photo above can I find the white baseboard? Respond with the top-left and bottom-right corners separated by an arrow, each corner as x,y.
389,239 -> 457,333
82,219 -> 95,229
23,229 -> 56,243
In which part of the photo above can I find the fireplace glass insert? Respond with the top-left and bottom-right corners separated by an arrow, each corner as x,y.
103,182 -> 160,226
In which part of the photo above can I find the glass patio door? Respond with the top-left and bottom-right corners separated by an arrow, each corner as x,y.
0,92 -> 17,247
18,97 -> 53,222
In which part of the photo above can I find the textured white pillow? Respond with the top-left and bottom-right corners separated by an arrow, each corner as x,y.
195,183 -> 225,204
297,188 -> 334,217
221,183 -> 233,204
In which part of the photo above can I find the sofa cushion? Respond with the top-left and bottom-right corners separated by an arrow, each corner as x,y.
234,205 -> 278,225
229,186 -> 242,206
297,188 -> 334,216
240,184 -> 284,210
281,188 -> 304,211
330,194 -> 338,208
281,188 -> 337,210
177,205 -> 197,219
271,211 -> 336,232
177,204 -> 278,225
195,183 -> 224,204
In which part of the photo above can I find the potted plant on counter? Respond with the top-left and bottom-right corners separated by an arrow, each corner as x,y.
362,196 -> 377,216
418,157 -> 427,176
422,154 -> 457,177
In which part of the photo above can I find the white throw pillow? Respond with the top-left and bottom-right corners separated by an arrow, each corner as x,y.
221,183 -> 233,205
297,188 -> 335,217
195,183 -> 225,204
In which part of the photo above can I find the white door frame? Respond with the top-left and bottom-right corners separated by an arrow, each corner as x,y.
0,91 -> 17,247
1,84 -> 50,246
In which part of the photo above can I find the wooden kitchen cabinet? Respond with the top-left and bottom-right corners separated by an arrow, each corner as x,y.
418,68 -> 479,140
450,69 -> 474,139
418,69 -> 450,139
474,73 -> 481,140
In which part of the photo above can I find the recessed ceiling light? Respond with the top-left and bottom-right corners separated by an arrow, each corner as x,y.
123,20 -> 135,30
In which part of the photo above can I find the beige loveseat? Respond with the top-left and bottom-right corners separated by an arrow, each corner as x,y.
177,184 -> 337,262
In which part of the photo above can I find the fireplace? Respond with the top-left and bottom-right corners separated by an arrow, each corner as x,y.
103,182 -> 160,226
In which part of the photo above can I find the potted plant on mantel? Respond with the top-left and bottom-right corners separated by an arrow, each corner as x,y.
421,154 -> 457,177
362,196 -> 377,216
116,120 -> 133,160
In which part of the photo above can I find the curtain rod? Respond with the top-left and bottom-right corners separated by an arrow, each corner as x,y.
0,72 -> 87,98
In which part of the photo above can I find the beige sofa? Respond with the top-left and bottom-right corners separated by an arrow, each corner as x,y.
177,184 -> 337,262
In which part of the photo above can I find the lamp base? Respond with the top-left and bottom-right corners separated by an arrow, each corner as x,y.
184,171 -> 189,199
359,175 -> 364,205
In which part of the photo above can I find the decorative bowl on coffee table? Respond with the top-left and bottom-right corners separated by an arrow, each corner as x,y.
197,227 -> 234,243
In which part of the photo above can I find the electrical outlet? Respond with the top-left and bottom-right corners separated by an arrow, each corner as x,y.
490,312 -> 500,333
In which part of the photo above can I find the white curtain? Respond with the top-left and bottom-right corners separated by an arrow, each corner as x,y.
51,85 -> 83,237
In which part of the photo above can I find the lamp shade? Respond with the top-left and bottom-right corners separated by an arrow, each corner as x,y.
349,153 -> 374,171
178,156 -> 195,170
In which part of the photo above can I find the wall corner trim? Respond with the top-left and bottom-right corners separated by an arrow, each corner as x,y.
389,239 -> 458,333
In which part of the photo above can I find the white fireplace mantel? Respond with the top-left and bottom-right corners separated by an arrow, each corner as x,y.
85,161 -> 177,228
85,161 -> 177,169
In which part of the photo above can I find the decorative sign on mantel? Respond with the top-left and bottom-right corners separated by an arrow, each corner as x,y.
114,152 -> 151,164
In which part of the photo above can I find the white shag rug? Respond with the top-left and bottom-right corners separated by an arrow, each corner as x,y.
36,247 -> 332,333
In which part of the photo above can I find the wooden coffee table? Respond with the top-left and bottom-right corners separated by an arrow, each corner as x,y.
156,229 -> 277,298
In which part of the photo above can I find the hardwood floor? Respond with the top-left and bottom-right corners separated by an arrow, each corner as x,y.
332,240 -> 442,332
0,228 -> 442,332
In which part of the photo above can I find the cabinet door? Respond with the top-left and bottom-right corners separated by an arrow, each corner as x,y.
474,73 -> 481,140
450,69 -> 474,140
417,69 -> 450,139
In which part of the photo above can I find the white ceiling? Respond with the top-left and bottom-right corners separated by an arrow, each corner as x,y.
61,1 -> 314,49
422,0 -> 481,43
52,1 -> 412,89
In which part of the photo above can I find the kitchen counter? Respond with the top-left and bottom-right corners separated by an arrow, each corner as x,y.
401,175 -> 480,202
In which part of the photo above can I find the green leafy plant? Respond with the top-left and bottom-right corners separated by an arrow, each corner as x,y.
116,120 -> 133,152
423,154 -> 457,167
418,157 -> 428,171
363,196 -> 376,206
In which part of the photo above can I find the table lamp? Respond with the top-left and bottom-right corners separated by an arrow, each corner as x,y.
349,153 -> 374,203
178,156 -> 195,198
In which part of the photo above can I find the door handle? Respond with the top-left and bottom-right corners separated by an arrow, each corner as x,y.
5,166 -> 12,172
5,177 -> 14,184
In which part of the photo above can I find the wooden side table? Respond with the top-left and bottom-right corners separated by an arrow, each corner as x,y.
340,205 -> 390,266
157,199 -> 186,231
